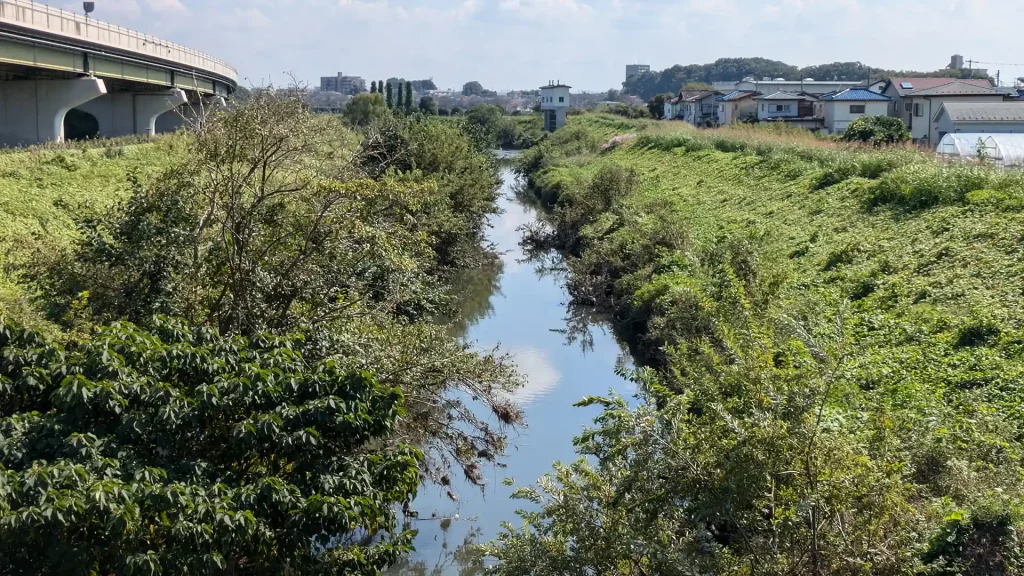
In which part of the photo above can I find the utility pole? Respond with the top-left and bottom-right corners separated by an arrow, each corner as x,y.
965,59 -> 975,79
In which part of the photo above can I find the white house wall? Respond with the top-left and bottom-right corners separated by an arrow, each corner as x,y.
824,100 -> 889,134
757,100 -> 800,121
905,95 -> 1005,143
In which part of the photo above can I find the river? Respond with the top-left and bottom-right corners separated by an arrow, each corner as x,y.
385,160 -> 633,575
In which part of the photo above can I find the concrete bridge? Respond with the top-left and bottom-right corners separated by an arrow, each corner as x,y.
0,0 -> 237,146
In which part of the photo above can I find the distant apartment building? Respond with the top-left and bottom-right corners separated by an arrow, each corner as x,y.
320,72 -> 366,95
626,64 -> 650,81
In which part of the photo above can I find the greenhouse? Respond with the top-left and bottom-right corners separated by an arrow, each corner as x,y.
937,133 -> 1024,168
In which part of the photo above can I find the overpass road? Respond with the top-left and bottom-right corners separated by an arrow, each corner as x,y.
0,0 -> 237,146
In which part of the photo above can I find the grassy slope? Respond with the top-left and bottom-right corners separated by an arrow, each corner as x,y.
0,137 -> 185,328
535,117 -> 1024,331
522,115 -> 1024,543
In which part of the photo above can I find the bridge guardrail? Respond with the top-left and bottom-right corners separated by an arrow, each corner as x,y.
0,0 -> 237,84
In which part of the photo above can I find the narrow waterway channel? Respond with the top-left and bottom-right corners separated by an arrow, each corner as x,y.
386,160 -> 633,575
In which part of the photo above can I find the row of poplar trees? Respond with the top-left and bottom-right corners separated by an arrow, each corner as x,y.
370,79 -> 415,114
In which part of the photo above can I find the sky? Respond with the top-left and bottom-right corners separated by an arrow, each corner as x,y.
67,0 -> 1024,92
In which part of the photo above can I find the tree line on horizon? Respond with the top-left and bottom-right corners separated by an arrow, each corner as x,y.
624,57 -> 979,100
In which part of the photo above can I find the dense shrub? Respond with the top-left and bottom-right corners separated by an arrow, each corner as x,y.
840,115 -> 911,145
0,317 -> 419,574
493,108 -> 1024,574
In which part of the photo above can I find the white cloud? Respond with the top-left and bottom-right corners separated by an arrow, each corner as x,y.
505,347 -> 561,405
498,0 -> 594,20
146,0 -> 189,15
66,0 -> 1024,94
235,7 -> 272,29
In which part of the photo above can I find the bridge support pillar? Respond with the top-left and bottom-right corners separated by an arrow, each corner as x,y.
0,78 -> 107,146
134,89 -> 187,136
76,89 -> 187,138
156,95 -> 227,133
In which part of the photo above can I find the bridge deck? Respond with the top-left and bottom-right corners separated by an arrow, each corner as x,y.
0,0 -> 236,93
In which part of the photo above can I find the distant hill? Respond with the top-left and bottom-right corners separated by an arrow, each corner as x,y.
624,58 -> 967,100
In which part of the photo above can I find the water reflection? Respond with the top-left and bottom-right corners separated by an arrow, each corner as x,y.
397,163 -> 633,575
386,528 -> 487,576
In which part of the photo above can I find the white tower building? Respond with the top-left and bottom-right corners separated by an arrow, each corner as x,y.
540,81 -> 571,131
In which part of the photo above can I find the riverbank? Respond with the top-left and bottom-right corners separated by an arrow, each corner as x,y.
0,138 -> 186,331
492,115 -> 1024,572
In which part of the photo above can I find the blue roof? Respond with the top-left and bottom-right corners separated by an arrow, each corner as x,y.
818,88 -> 891,101
716,90 -> 758,101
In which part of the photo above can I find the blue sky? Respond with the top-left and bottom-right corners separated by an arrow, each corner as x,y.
70,0 -> 1024,91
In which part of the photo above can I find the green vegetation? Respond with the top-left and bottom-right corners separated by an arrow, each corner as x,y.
1,91 -> 522,573
492,117 -> 1024,573
841,115 -> 912,146
646,92 -> 673,119
0,317 -> 418,574
419,95 -> 439,116
462,81 -> 484,97
344,92 -> 388,125
0,138 -> 186,331
404,83 -> 414,116
462,105 -> 544,150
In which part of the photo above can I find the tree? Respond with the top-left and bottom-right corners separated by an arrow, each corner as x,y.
386,81 -> 394,109
0,316 -> 420,574
344,92 -> 388,126
840,115 -> 911,145
419,95 -> 439,115
370,79 -> 378,93
396,82 -> 404,111
462,81 -> 484,97
647,92 -> 674,119
31,92 -> 525,487
606,88 -> 621,102
405,82 -> 414,115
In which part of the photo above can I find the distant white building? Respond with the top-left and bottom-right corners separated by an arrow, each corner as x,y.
817,88 -> 892,134
540,81 -> 571,131
735,78 -> 862,96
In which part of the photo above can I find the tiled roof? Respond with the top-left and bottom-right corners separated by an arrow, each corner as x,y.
938,102 -> 1024,123
754,91 -> 812,101
886,77 -> 992,96
716,90 -> 758,101
906,80 -> 1002,97
680,90 -> 719,102
818,88 -> 892,101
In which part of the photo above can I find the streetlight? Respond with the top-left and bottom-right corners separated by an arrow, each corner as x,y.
83,2 -> 95,18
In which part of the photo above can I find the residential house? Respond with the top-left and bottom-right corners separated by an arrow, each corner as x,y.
680,91 -> 721,126
716,91 -> 759,125
818,88 -> 892,134
934,102 -> 1024,139
866,79 -> 888,94
755,92 -> 815,121
881,78 -> 998,144
664,95 -> 682,119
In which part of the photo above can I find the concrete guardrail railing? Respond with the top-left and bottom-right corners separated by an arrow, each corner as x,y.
0,0 -> 237,84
